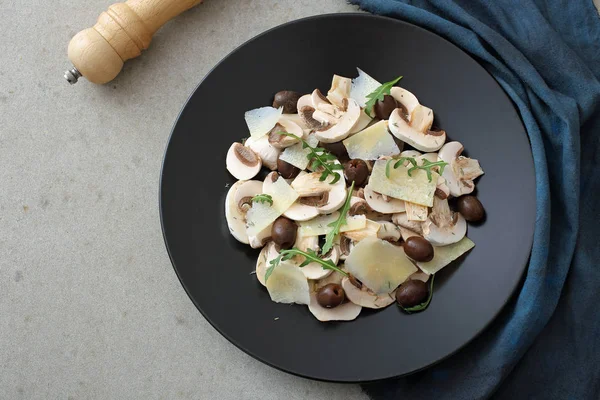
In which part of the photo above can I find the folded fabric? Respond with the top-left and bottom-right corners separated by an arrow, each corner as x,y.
348,1 -> 600,399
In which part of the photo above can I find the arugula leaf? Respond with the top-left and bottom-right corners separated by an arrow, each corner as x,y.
321,181 -> 355,256
364,75 -> 403,117
265,247 -> 348,282
385,156 -> 447,182
251,194 -> 273,206
278,132 -> 343,184
399,275 -> 435,313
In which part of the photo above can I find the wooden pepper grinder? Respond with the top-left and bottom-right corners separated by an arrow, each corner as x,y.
64,0 -> 203,84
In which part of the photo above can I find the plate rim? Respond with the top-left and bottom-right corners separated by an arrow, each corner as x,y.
159,12 -> 535,383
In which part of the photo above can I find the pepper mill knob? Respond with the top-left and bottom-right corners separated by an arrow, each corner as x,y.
65,0 -> 202,84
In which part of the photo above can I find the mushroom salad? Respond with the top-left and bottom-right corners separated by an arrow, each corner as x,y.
225,69 -> 485,322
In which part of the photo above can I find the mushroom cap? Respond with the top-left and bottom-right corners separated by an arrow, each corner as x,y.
363,184 -> 406,214
299,106 -> 328,131
308,292 -> 362,322
301,246 -> 340,280
341,277 -> 396,309
311,89 -> 331,109
349,109 -> 373,135
280,113 -> 309,132
224,181 -> 250,244
389,109 -> 446,152
392,212 -> 424,234
422,197 -> 467,246
316,176 -> 347,214
244,135 -> 280,170
268,119 -> 304,149
296,94 -> 313,111
232,180 -> 263,213
283,201 -> 320,221
377,221 -> 401,242
226,142 -> 262,180
438,141 -> 484,197
390,86 -> 420,114
315,98 -> 361,143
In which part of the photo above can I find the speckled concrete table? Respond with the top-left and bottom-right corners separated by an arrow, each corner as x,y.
0,1 -> 368,399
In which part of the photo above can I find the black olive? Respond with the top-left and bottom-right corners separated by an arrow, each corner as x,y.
277,157 -> 300,179
373,95 -> 398,120
271,217 -> 297,249
403,237 -> 434,262
316,283 -> 345,308
344,159 -> 369,186
396,280 -> 429,308
456,195 -> 485,222
272,91 -> 302,113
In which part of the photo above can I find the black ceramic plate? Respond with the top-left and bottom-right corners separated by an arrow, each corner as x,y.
160,14 -> 535,382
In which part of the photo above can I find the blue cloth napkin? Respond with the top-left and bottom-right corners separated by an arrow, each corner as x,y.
348,1 -> 600,398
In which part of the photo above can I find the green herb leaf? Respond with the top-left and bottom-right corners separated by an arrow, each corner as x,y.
321,181 -> 355,256
364,75 -> 403,117
251,194 -> 273,206
385,157 -> 417,178
265,247 -> 348,282
385,156 -> 446,182
399,275 -> 435,313
278,132 -> 342,184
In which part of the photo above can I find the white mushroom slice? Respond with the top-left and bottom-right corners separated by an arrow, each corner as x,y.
280,113 -> 309,131
438,141 -> 485,197
290,170 -> 342,197
342,120 -> 400,160
417,237 -> 475,275
389,108 -> 446,152
313,110 -> 340,126
268,119 -> 303,149
256,242 -> 280,286
308,292 -> 361,322
224,181 -> 250,244
338,236 -> 355,260
327,75 -> 352,108
315,98 -> 361,143
301,246 -> 340,280
400,150 -> 422,159
368,159 -> 437,207
266,263 -> 310,305
408,271 -> 430,283
422,197 -> 467,246
377,221 -> 401,242
435,175 -> 451,199
390,87 -> 420,114
283,201 -> 320,221
363,184 -> 406,214
296,94 -> 313,111
248,223 -> 272,249
418,153 -> 438,163
316,102 -> 345,119
342,219 -> 380,242
410,104 -> 434,133
316,178 -> 347,214
246,175 -> 298,236
349,109 -> 373,135
405,201 -> 428,221
232,180 -> 263,212
226,143 -> 262,180
348,196 -> 369,217
345,237 -> 417,295
279,135 -> 319,170
245,106 -> 283,138
299,106 -> 329,131
398,226 -> 420,242
311,89 -> 331,109
341,278 -> 396,309
299,213 -> 366,237
244,135 -> 280,170
392,213 -> 424,234
350,68 -> 381,107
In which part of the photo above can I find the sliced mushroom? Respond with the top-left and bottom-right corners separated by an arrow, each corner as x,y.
348,196 -> 369,216
400,150 -> 422,159
314,270 -> 344,290
224,181 -> 250,244
311,89 -> 330,109
389,108 -> 446,152
435,176 -> 450,199
339,236 -> 355,260
244,136 -> 280,170
341,277 -> 396,309
299,106 -> 328,131
283,201 -> 320,221
348,109 -> 373,135
255,241 -> 280,286
422,197 -> 467,246
316,177 -> 346,214
226,142 -> 262,180
268,119 -> 303,149
327,75 -> 352,108
409,104 -> 434,133
377,221 -> 401,242
308,292 -> 361,322
404,201 -> 428,222
438,141 -> 484,197
280,113 -> 309,131
390,87 -> 420,115
296,94 -> 313,111
290,170 -> 346,214
313,109 -> 340,126
392,212 -> 423,234
315,98 -> 361,143
301,246 -> 340,280
363,184 -> 406,214
230,180 -> 271,247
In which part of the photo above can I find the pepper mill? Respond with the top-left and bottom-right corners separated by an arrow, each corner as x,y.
64,0 -> 203,84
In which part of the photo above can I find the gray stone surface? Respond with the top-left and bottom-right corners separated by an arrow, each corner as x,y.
0,1 -> 368,399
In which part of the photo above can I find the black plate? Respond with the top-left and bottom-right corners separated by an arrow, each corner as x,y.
160,14 -> 535,382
